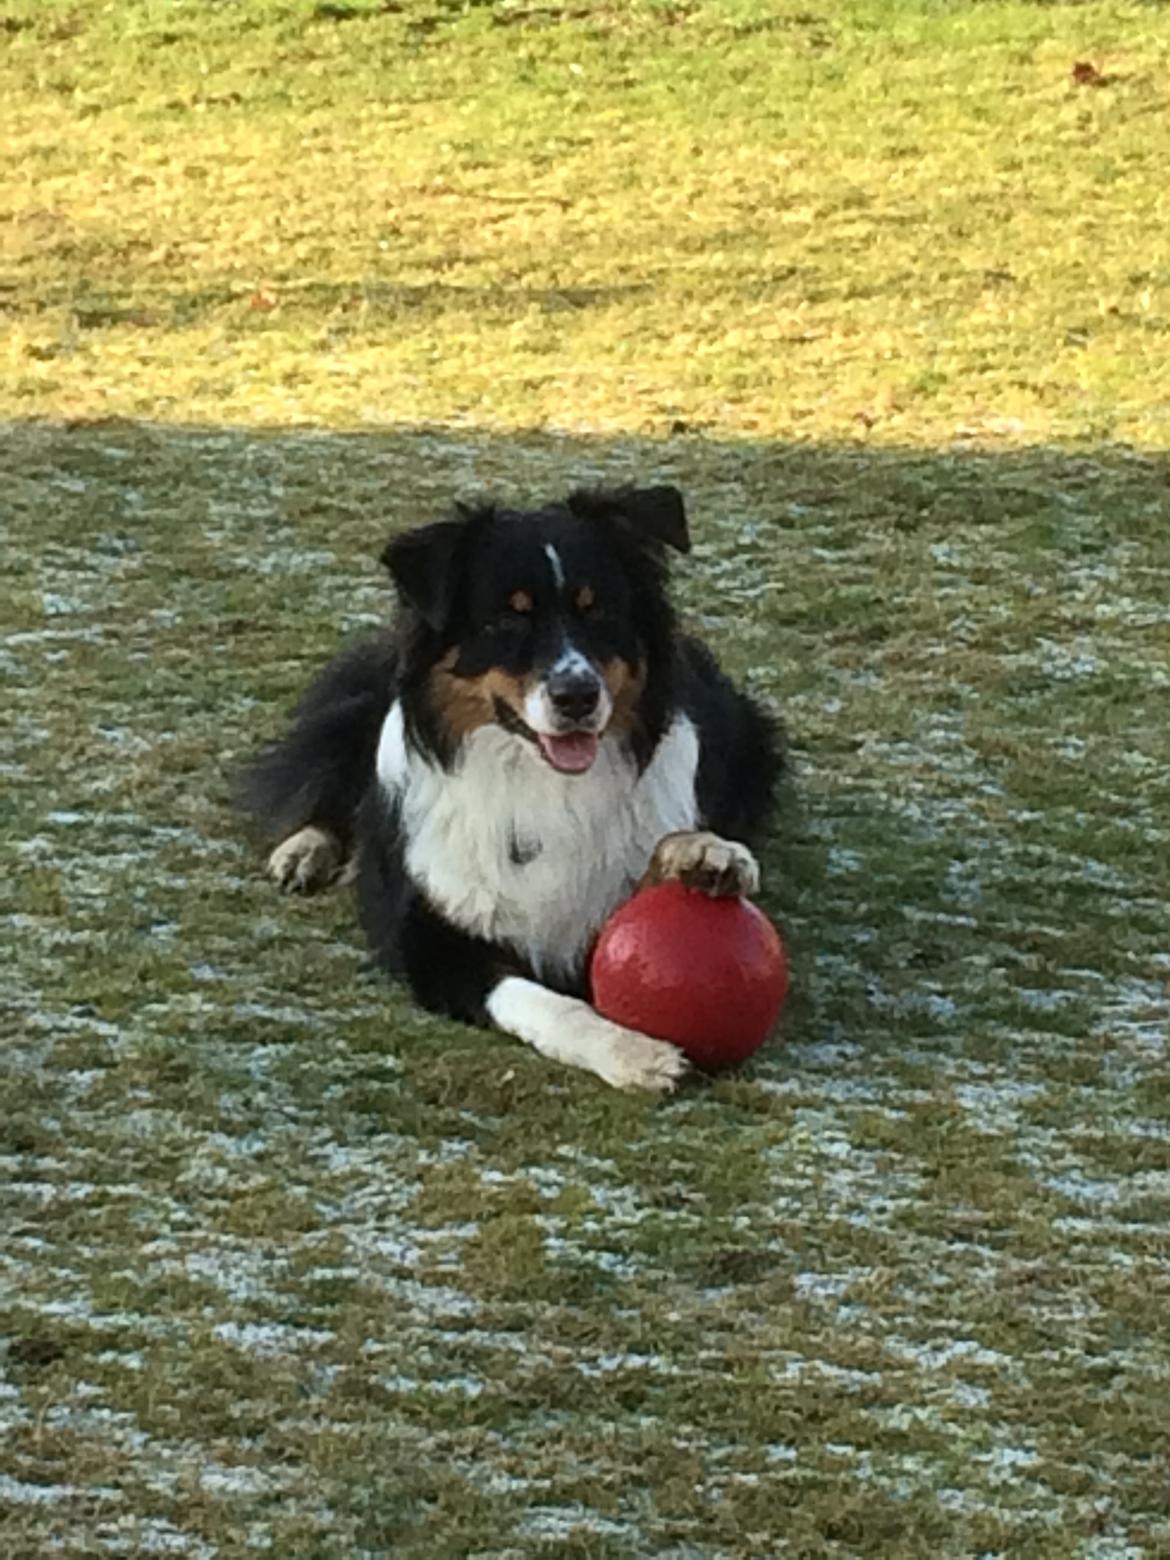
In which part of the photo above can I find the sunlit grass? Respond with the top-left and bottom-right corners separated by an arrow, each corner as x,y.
4,0 -> 1169,441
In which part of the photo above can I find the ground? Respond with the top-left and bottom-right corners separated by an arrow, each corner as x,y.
2,2 -> 1169,1556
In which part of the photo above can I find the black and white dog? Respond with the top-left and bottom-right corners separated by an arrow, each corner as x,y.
239,485 -> 780,1091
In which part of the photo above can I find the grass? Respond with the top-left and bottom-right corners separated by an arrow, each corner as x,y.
2,1 -> 1170,1555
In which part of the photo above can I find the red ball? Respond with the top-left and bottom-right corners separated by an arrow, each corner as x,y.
590,881 -> 789,1071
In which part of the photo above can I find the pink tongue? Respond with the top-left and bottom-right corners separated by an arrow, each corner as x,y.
537,731 -> 600,774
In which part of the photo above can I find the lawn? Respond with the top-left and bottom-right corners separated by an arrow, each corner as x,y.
2,1 -> 1169,1555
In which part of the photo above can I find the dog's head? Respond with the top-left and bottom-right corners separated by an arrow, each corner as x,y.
384,486 -> 690,774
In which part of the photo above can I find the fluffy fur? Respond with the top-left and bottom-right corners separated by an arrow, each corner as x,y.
238,485 -> 781,1091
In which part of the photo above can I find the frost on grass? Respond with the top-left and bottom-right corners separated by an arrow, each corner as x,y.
4,416 -> 1170,1555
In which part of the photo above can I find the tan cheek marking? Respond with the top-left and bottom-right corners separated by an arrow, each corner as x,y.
430,658 -> 532,739
479,666 -> 532,717
602,658 -> 646,734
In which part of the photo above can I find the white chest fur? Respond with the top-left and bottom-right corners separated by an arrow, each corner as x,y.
376,703 -> 700,982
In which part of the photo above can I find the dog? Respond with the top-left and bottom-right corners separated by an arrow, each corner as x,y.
238,484 -> 781,1091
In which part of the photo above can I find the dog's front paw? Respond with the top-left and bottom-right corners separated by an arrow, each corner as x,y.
267,825 -> 344,893
648,830 -> 760,898
487,977 -> 689,1094
594,1024 -> 690,1093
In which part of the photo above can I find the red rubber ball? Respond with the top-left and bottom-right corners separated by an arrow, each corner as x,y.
590,880 -> 789,1071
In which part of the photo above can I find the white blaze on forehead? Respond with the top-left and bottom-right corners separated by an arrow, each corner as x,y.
544,543 -> 566,592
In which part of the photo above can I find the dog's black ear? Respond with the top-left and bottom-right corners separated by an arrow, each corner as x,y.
380,517 -> 467,631
568,485 -> 690,554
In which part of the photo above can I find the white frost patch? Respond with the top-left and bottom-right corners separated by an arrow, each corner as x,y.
0,1473 -> 122,1505
92,1516 -> 215,1556
378,1275 -> 480,1318
178,1247 -> 288,1304
96,1350 -> 147,1371
793,1270 -> 856,1303
483,1470 -> 549,1495
213,1320 -> 334,1358
41,592 -> 88,616
884,1336 -> 1015,1372
771,1358 -> 881,1392
765,1442 -> 799,1463
864,976 -> 961,1026
943,858 -> 983,907
933,1485 -> 1061,1526
429,1325 -> 535,1358
979,1444 -> 1040,1480
953,1079 -> 1045,1130
1095,978 -> 1169,1060
543,1236 -> 640,1278
827,846 -> 863,875
517,1506 -> 635,1541
1015,987 -> 1083,1013
5,626 -> 104,647
1030,639 -> 1103,680
947,1381 -> 992,1409
230,1001 -> 325,1030
251,546 -> 337,578
199,1462 -> 291,1497
576,1351 -> 676,1378
381,1373 -> 484,1398
335,1229 -> 424,1268
1040,1171 -> 1126,1208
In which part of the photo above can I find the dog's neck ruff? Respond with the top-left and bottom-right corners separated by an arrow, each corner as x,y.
376,701 -> 700,984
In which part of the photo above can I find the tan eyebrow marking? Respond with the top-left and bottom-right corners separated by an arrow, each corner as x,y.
575,585 -> 596,612
508,589 -> 534,614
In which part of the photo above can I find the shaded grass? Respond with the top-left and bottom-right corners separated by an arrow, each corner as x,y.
4,421 -> 1168,1556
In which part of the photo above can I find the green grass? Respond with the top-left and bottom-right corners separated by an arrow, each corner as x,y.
3,2 -> 1170,1555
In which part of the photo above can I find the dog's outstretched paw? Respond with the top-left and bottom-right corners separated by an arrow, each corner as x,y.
267,825 -> 345,893
486,977 -> 690,1094
597,1027 -> 690,1093
648,830 -> 760,898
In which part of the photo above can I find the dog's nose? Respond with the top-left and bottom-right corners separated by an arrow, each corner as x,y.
547,666 -> 601,724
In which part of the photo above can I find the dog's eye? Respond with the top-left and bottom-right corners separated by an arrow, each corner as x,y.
492,589 -> 533,631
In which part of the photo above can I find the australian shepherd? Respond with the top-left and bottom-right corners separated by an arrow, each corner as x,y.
239,485 -> 781,1091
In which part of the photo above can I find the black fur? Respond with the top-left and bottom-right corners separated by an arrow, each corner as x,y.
235,633 -> 397,853
238,486 -> 783,1028
680,637 -> 780,842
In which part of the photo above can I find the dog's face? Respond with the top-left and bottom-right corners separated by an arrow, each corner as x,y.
385,487 -> 689,775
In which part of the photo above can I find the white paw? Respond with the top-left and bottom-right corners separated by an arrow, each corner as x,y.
648,830 -> 760,898
485,977 -> 689,1094
267,826 -> 344,893
592,1021 -> 690,1093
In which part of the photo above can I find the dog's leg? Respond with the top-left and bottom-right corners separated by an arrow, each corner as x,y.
238,635 -> 397,882
268,825 -> 347,893
486,977 -> 688,1093
396,895 -> 686,1092
645,830 -> 760,898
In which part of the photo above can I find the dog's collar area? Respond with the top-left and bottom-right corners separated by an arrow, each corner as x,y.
508,830 -> 543,867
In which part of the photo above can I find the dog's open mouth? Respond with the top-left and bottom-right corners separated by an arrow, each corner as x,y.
536,731 -> 600,775
493,697 -> 601,775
